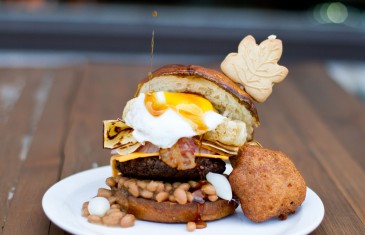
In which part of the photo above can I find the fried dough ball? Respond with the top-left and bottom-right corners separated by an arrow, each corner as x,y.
229,145 -> 306,222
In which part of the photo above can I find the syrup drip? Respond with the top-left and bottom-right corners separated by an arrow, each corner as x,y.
148,29 -> 154,81
189,181 -> 209,229
148,11 -> 157,82
195,203 -> 207,229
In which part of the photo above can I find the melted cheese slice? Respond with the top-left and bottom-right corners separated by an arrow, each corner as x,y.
110,153 -> 229,176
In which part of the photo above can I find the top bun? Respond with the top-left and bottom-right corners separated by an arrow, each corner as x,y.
135,64 -> 259,140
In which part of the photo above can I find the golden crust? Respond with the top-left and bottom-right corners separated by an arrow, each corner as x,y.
229,145 -> 306,222
136,64 -> 259,126
114,190 -> 238,223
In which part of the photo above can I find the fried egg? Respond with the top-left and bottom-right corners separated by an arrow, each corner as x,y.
124,91 -> 225,148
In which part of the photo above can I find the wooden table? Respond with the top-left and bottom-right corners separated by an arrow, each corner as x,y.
0,60 -> 364,234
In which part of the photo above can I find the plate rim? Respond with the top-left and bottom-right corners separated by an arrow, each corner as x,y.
42,165 -> 324,235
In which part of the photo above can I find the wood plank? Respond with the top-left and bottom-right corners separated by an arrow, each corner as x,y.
1,67 -> 81,235
60,62 -> 150,178
0,71 -> 26,124
289,62 -> 365,169
283,69 -> 365,224
0,69 -> 43,232
48,62 -> 149,233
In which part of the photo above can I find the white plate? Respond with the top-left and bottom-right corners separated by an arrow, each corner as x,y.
42,166 -> 324,235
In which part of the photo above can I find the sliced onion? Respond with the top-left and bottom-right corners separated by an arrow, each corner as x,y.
206,172 -> 232,201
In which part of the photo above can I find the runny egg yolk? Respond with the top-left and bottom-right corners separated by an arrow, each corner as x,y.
144,91 -> 216,134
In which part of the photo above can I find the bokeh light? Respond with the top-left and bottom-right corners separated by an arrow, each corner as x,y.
327,2 -> 348,23
313,2 -> 349,24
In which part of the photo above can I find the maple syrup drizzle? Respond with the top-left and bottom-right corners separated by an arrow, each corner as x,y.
195,203 -> 207,229
148,11 -> 157,85
148,29 -> 155,81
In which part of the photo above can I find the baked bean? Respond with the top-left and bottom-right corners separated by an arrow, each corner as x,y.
188,180 -> 198,188
169,195 -> 176,202
186,222 -> 196,232
137,180 -> 147,189
102,214 -> 120,226
128,182 -> 140,197
147,181 -> 158,192
106,208 -> 121,216
172,182 -> 181,189
156,182 -> 164,192
117,196 -> 129,209
202,184 -> 216,195
108,196 -> 116,205
155,192 -> 169,202
208,195 -> 218,202
126,179 -> 137,188
109,211 -> 125,220
114,175 -> 121,183
186,192 -> 194,202
82,207 -> 90,217
97,188 -> 112,198
140,190 -> 153,199
164,183 -> 172,192
120,214 -> 135,228
82,201 -> 89,209
87,215 -> 101,224
123,179 -> 131,188
110,204 -> 120,209
118,177 -> 127,188
106,177 -> 116,187
174,188 -> 187,204
178,183 -> 190,191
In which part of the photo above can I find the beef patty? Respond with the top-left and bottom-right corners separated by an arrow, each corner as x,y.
116,157 -> 226,181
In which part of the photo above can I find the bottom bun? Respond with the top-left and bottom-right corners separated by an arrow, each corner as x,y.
113,189 -> 238,223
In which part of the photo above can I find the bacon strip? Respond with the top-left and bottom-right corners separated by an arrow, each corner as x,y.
136,142 -> 160,153
136,138 -> 219,170
159,138 -> 197,170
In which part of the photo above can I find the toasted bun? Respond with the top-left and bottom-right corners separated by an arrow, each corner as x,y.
136,64 -> 259,140
114,190 -> 238,223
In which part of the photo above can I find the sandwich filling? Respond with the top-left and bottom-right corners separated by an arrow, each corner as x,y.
125,91 -> 225,148
104,91 -> 248,175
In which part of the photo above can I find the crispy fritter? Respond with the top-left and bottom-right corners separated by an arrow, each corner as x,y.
229,145 -> 306,222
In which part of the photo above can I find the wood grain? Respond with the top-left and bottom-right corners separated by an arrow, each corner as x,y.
255,79 -> 365,234
0,61 -> 364,235
48,62 -> 148,234
0,69 -> 43,232
60,62 -> 147,178
0,67 -> 80,235
289,62 -> 365,169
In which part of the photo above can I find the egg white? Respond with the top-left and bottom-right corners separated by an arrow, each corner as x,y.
124,92 -> 225,148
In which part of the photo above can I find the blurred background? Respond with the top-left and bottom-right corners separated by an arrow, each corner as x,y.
0,0 -> 364,100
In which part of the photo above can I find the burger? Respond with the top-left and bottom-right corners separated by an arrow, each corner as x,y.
85,36 -> 306,229
102,64 -> 260,225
